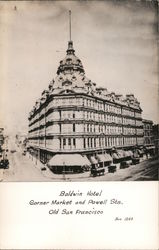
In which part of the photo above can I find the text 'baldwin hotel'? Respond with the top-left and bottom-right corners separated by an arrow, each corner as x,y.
28,12 -> 144,165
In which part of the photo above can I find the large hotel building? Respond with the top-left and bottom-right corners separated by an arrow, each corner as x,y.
28,34 -> 144,170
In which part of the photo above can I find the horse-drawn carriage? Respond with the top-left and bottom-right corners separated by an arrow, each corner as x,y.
90,166 -> 105,177
0,159 -> 9,169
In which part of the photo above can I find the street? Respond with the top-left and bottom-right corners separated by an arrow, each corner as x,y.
1,140 -> 52,182
0,136 -> 158,182
90,156 -> 159,181
1,145 -> 158,182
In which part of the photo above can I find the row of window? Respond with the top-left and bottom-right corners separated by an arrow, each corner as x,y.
123,118 -> 136,125
29,136 -> 140,149
144,138 -> 154,145
136,128 -> 144,135
135,112 -> 142,118
136,120 -> 143,126
29,112 -> 142,130
137,137 -> 144,145
29,123 -> 143,136
143,124 -> 153,130
122,108 -> 135,117
85,124 -> 123,134
30,96 -> 141,121
123,127 -> 136,135
144,131 -> 153,136
83,137 -> 126,148
47,97 -> 83,110
83,112 -> 123,123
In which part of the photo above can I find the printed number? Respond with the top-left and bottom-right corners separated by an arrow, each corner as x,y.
124,217 -> 133,221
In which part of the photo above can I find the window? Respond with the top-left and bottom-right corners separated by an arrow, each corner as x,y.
101,125 -> 103,133
63,138 -> 66,146
94,138 -> 96,147
105,104 -> 107,111
73,138 -> 76,146
88,138 -> 90,147
91,138 -> 93,148
68,138 -> 71,146
84,138 -> 86,148
84,124 -> 86,132
62,99 -> 66,105
87,124 -> 89,132
90,124 -> 92,132
83,99 -> 86,106
73,124 -> 75,132
68,112 -> 71,119
73,113 -> 75,119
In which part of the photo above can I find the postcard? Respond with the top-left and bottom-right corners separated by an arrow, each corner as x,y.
0,0 -> 158,249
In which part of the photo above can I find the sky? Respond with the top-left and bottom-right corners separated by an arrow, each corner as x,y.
0,0 -> 158,135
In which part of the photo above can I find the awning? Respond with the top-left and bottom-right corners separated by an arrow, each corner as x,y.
104,153 -> 113,162
89,156 -> 98,165
82,155 -> 91,166
123,151 -> 134,157
96,154 -> 105,162
112,153 -> 119,159
117,150 -> 125,158
48,154 -> 91,167
123,151 -> 130,157
128,150 -> 133,157
133,151 -> 139,157
96,153 -> 112,162
147,146 -> 155,150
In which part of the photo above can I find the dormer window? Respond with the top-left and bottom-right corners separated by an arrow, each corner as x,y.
66,58 -> 72,64
59,76 -> 63,81
72,75 -> 76,81
76,59 -> 81,65
62,80 -> 72,87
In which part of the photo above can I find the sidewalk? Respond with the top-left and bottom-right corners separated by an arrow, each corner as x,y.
26,152 -> 92,181
25,153 -> 158,181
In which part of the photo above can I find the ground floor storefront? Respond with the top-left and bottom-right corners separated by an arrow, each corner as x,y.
27,145 -> 157,176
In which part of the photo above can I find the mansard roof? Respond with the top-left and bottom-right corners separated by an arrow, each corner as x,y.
29,40 -> 142,118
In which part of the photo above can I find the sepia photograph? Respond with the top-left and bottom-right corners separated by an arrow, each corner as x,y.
0,1 -> 159,250
0,0 -> 158,182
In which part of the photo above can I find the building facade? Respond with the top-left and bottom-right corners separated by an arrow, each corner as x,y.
28,40 -> 144,164
153,124 -> 159,155
143,119 -> 154,146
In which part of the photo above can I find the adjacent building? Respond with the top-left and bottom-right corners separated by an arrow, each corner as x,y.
143,119 -> 154,146
28,39 -> 144,166
0,128 -> 4,148
153,124 -> 159,155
